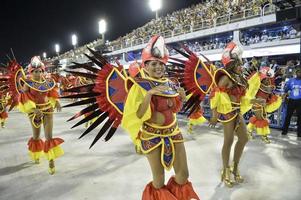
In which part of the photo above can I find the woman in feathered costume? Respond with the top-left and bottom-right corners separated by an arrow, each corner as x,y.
0,72 -> 11,128
247,66 -> 282,143
12,56 -> 64,174
0,90 -> 9,128
209,42 -> 261,187
63,36 -> 204,199
122,35 -> 200,199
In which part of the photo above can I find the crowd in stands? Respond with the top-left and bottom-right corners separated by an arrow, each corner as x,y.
121,23 -> 299,62
52,0 -> 301,70
122,37 -> 232,61
108,0 -> 273,50
54,0 -> 274,60
241,26 -> 300,45
170,36 -> 232,55
237,57 -> 299,82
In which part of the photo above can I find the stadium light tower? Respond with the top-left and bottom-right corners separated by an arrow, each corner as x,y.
43,52 -> 47,59
98,19 -> 107,45
149,0 -> 162,20
71,34 -> 78,49
55,44 -> 60,56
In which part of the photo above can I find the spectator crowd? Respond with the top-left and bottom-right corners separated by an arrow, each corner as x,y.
108,0 -> 272,50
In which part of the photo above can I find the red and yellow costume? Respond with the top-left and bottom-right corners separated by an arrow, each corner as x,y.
247,67 -> 282,143
0,73 -> 11,128
122,36 -> 199,199
0,91 -> 9,128
188,106 -> 207,132
186,93 -> 207,133
19,77 -> 64,161
209,42 -> 261,187
210,43 -> 260,124
210,69 -> 260,123
63,36 -> 201,199
122,76 -> 184,170
6,57 -> 64,163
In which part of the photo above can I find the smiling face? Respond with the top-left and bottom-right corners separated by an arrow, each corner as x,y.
145,60 -> 165,79
262,78 -> 270,85
227,59 -> 243,74
233,65 -> 242,74
32,68 -> 43,80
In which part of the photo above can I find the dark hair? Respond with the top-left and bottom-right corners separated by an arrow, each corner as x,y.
144,60 -> 151,66
295,65 -> 301,72
225,59 -> 242,73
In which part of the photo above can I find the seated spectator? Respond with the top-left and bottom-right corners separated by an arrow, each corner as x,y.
289,27 -> 297,39
270,59 -> 279,71
261,32 -> 269,42
285,60 -> 296,79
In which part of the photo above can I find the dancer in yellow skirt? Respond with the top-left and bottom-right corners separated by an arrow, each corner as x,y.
247,67 -> 282,143
187,103 -> 207,133
209,42 -> 261,187
64,36 -> 200,199
0,91 -> 9,128
7,57 -> 64,174
122,36 -> 200,199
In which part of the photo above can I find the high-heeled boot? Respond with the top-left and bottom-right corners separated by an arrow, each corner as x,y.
231,162 -> 244,183
261,135 -> 271,144
221,167 -> 234,187
188,123 -> 193,134
48,159 -> 55,175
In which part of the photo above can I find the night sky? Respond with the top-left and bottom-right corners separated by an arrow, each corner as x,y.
0,0 -> 201,64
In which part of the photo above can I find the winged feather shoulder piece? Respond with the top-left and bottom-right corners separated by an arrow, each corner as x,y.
64,48 -> 184,148
168,46 -> 215,117
62,48 -> 130,148
0,60 -> 26,111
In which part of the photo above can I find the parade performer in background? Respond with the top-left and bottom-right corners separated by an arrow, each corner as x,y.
6,57 -> 64,175
0,72 -> 11,128
209,42 -> 261,187
247,67 -> 282,143
187,101 -> 207,133
62,35 -> 209,199
0,91 -> 9,128
78,77 -> 97,127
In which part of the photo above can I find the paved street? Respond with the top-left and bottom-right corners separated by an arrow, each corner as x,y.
1,102 -> 301,200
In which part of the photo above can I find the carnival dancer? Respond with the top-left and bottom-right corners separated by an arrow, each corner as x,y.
247,67 -> 282,143
187,102 -> 207,134
209,42 -> 261,187
79,77 -> 97,127
63,36 -> 201,199
0,91 -> 9,128
0,73 -> 11,128
7,57 -> 64,175
125,36 -> 200,199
